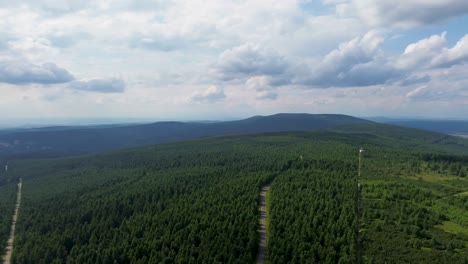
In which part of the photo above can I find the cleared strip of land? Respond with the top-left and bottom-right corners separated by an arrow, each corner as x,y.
2,178 -> 22,264
256,185 -> 270,264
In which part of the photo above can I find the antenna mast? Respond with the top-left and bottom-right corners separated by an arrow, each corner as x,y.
357,147 -> 364,264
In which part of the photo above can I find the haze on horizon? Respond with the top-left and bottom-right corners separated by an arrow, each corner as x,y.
1,0 -> 468,124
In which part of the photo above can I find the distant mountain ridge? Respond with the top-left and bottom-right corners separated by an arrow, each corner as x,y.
386,120 -> 468,135
365,117 -> 468,136
0,114 -> 371,157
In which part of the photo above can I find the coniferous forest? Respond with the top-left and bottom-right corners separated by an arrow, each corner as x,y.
1,0 -> 468,262
1,128 -> 467,263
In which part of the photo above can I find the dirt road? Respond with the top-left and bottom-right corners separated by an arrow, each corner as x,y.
257,184 -> 270,264
2,178 -> 22,264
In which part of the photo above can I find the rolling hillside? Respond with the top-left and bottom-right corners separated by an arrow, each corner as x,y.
1,121 -> 467,263
329,123 -> 468,155
0,114 -> 371,158
369,118 -> 468,136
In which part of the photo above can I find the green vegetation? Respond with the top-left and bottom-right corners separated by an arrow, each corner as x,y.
0,127 -> 467,263
360,152 -> 468,263
265,188 -> 271,242
437,221 -> 468,236
0,181 -> 17,257
269,165 -> 356,263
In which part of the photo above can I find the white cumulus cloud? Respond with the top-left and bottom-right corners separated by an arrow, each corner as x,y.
215,44 -> 290,83
246,76 -> 278,100
397,32 -> 468,69
191,86 -> 226,103
296,31 -> 402,87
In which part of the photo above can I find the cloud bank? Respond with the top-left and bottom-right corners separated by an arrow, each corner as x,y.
0,61 -> 74,84
0,0 -> 468,118
70,78 -> 126,93
350,0 -> 468,28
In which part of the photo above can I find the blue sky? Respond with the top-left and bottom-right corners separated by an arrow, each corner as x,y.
1,0 -> 468,125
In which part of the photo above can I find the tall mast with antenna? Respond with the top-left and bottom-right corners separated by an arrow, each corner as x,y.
357,147 -> 364,264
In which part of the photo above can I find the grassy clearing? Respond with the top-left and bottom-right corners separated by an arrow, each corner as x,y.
433,200 -> 468,228
436,221 -> 468,236
362,179 -> 393,185
455,191 -> 468,197
437,221 -> 468,254
399,172 -> 468,198
404,172 -> 461,183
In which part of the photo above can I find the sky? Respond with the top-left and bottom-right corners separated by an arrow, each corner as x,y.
1,0 -> 468,125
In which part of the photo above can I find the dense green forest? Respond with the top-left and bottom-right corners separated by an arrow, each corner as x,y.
269,164 -> 356,263
1,128 -> 467,263
0,180 -> 17,257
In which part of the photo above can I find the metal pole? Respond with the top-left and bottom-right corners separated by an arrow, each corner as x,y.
357,148 -> 363,264
358,151 -> 361,180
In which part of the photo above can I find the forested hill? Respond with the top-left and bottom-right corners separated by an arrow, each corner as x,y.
387,120 -> 468,136
1,129 -> 467,263
0,113 -> 370,158
328,123 -> 468,155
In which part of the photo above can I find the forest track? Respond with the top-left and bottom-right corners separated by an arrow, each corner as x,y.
2,178 -> 22,264
256,184 -> 271,264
